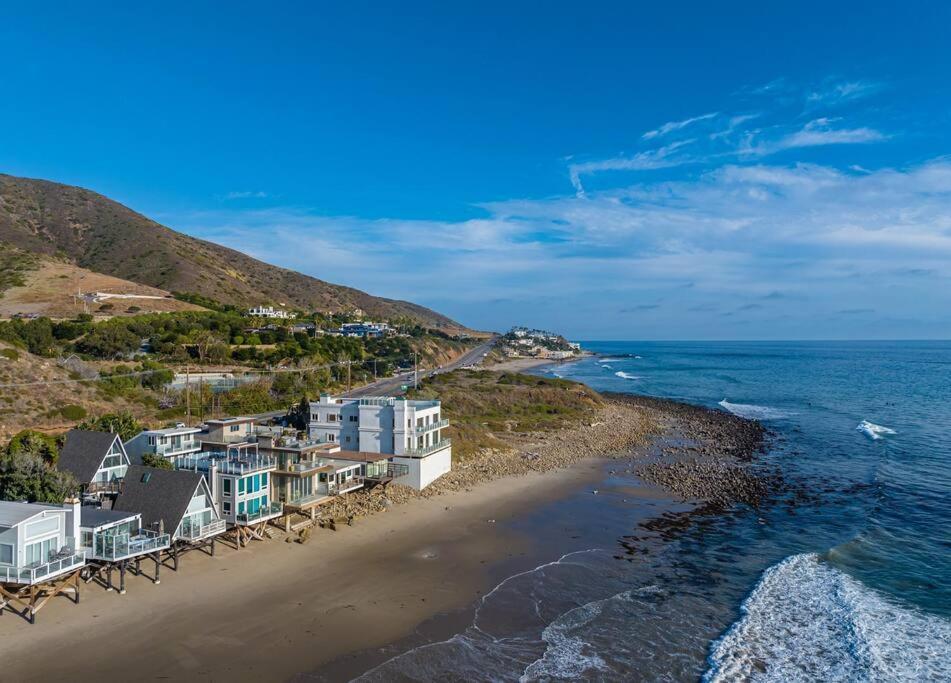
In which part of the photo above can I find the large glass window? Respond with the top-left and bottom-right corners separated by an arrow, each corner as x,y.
223,479 -> 232,496
0,543 -> 12,564
238,478 -> 245,494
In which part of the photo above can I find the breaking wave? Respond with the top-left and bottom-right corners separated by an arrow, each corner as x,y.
718,400 -> 792,420
614,371 -> 641,380
601,355 -> 641,361
705,554 -> 951,682
856,420 -> 897,440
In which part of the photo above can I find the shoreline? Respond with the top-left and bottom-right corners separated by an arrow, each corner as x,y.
0,459 -> 609,682
0,378 -> 772,682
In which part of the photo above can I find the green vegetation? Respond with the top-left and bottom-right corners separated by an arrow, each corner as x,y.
58,404 -> 87,420
141,453 -> 173,470
0,347 -> 18,360
0,246 -> 40,296
0,430 -> 76,503
77,411 -> 143,441
408,370 -> 603,460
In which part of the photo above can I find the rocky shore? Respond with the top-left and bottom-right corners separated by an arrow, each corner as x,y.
313,389 -> 778,528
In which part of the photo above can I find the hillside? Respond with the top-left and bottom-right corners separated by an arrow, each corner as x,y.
0,248 -> 204,318
0,174 -> 469,332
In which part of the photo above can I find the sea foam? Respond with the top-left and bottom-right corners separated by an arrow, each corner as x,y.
718,400 -> 792,420
704,553 -> 951,682
856,420 -> 897,440
614,371 -> 641,380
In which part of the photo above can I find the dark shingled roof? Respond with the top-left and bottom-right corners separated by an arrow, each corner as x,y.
58,430 -> 120,484
113,466 -> 204,533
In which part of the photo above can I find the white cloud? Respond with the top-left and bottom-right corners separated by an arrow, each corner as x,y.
222,190 -> 269,200
642,112 -> 718,140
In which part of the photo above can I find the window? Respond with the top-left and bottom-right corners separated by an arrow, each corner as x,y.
238,478 -> 245,494
328,434 -> 335,442
223,502 -> 231,514
222,479 -> 232,496
261,472 -> 268,487
230,424 -> 241,432
0,543 -> 12,564
147,436 -> 156,446
349,415 -> 358,423
328,414 -> 336,422
345,436 -> 351,443
238,502 -> 245,515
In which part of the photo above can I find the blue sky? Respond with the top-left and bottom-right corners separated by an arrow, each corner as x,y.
3,2 -> 951,339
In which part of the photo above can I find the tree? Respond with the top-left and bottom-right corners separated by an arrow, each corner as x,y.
141,453 -> 173,470
77,411 -> 143,441
6,429 -> 60,465
186,329 -> 223,363
0,450 -> 78,503
287,396 -> 310,431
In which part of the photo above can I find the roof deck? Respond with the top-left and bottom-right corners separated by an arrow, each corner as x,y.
0,549 -> 85,586
179,452 -> 276,476
87,529 -> 171,562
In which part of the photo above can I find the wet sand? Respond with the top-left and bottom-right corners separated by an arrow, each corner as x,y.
0,460 -> 606,682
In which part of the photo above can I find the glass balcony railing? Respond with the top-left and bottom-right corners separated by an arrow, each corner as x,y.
0,547 -> 85,585
412,418 -> 448,435
404,438 -> 451,457
177,518 -> 227,541
91,529 -> 171,561
236,502 -> 284,524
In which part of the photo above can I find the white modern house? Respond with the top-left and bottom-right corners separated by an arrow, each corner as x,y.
79,507 -> 170,593
57,430 -> 132,496
309,394 -> 451,489
248,305 -> 295,319
126,424 -> 202,466
0,500 -> 85,622
178,449 -> 282,533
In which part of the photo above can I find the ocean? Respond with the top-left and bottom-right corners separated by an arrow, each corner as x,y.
353,341 -> 950,681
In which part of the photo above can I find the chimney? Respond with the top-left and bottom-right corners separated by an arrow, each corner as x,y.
63,497 -> 81,549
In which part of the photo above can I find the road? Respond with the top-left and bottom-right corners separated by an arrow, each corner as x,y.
343,335 -> 498,398
249,336 -> 498,419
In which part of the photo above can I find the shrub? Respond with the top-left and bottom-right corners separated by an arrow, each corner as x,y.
0,348 -> 18,361
59,404 -> 88,420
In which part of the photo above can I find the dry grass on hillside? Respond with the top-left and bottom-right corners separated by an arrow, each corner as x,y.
408,369 -> 604,460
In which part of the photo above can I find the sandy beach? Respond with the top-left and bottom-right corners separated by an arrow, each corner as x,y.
0,459 -> 606,682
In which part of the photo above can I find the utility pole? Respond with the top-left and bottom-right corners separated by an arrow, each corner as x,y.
373,358 -> 377,381
185,365 -> 191,424
198,376 -> 204,423
347,360 -> 352,393
414,352 -> 418,390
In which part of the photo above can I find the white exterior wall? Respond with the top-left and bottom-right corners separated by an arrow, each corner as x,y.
0,505 -> 74,571
393,445 -> 452,490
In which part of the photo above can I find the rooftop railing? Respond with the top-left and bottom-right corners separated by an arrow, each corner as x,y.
0,546 -> 85,585
278,459 -> 329,474
91,529 -> 170,561
178,453 -> 275,476
403,438 -> 452,457
236,502 -> 284,524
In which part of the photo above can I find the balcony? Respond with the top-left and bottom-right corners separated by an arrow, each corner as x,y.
412,418 -> 449,435
236,502 -> 284,525
403,438 -> 452,457
0,548 -> 85,586
365,462 -> 410,481
154,440 -> 200,457
177,518 -> 227,541
276,460 -> 332,475
86,480 -> 122,495
90,529 -> 171,562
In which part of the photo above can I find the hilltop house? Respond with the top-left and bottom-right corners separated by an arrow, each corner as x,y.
197,417 -> 259,458
247,305 -> 295,319
114,466 -> 225,565
57,430 -> 131,496
125,424 -> 202,466
0,500 -> 85,622
309,394 -> 451,490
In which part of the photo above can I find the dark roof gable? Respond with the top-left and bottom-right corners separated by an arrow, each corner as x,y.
57,429 -> 122,484
113,466 -> 205,533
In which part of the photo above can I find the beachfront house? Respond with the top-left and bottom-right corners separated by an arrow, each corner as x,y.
198,417 -> 259,457
308,394 -> 451,489
125,424 -> 202,467
0,500 -> 85,622
56,430 -> 131,496
113,466 -> 226,564
177,449 -> 282,545
258,435 -> 348,521
79,507 -> 171,593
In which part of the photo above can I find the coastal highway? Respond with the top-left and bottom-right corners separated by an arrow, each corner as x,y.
249,335 -> 498,420
342,334 -> 498,397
